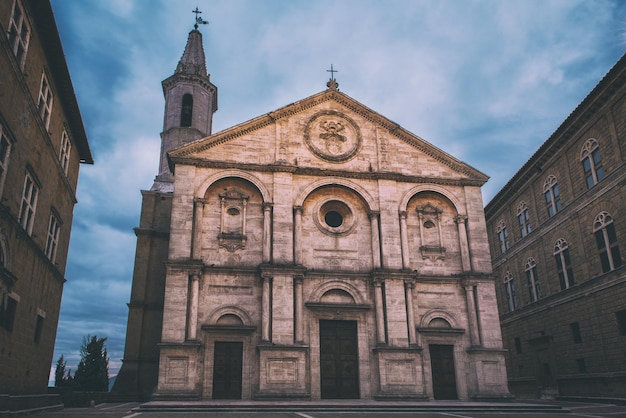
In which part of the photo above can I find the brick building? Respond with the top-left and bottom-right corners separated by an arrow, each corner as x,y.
113,22 -> 511,401
0,0 -> 93,397
485,54 -> 626,398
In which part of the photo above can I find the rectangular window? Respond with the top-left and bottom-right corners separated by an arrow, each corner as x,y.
0,127 -> 11,197
616,309 -> 626,336
59,129 -> 71,175
1,296 -> 18,332
8,0 -> 30,69
38,73 -> 53,129
526,266 -> 541,302
19,172 -> 39,235
34,314 -> 44,344
576,358 -> 587,373
45,212 -> 61,263
514,337 -> 522,354
518,209 -> 531,238
570,322 -> 582,344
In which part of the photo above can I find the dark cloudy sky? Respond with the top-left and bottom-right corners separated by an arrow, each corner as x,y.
48,0 -> 626,381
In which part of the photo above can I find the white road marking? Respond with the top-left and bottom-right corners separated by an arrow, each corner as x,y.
122,413 -> 142,418
296,413 -> 317,418
100,402 -> 135,410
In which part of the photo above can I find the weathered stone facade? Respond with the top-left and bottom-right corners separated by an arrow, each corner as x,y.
115,25 -> 511,401
0,0 -> 92,395
485,54 -> 626,398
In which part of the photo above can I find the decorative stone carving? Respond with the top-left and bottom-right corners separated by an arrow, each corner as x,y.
218,188 -> 249,251
304,111 -> 361,162
416,202 -> 446,262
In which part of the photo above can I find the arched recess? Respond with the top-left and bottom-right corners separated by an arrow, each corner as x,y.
419,309 -> 461,330
205,305 -> 254,326
294,177 -> 379,213
399,184 -> 464,215
197,169 -> 272,203
308,280 -> 366,305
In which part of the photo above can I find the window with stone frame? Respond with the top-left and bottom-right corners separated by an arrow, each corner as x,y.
570,322 -> 582,344
543,175 -> 562,218
593,211 -> 622,273
59,129 -> 71,175
19,171 -> 39,235
33,313 -> 44,344
525,257 -> 541,303
8,0 -> 30,69
581,138 -> 605,189
616,309 -> 626,336
554,238 -> 575,290
496,220 -> 510,254
38,72 -> 54,130
45,210 -> 61,263
0,125 -> 11,198
1,294 -> 18,332
504,271 -> 518,312
517,201 -> 531,238
180,94 -> 193,127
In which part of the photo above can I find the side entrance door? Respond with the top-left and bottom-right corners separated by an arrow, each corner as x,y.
320,320 -> 359,399
429,344 -> 458,400
212,341 -> 243,399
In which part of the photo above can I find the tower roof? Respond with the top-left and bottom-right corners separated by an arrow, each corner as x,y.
175,29 -> 207,76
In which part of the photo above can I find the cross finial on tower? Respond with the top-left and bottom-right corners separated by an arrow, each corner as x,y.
193,7 -> 208,30
326,64 -> 339,90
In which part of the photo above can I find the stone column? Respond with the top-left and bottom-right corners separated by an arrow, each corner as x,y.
294,275 -> 304,344
192,198 -> 205,259
373,278 -> 386,345
261,273 -> 272,342
399,211 -> 410,270
464,282 -> 480,347
455,215 -> 471,272
187,272 -> 201,340
262,203 -> 272,263
293,206 -> 303,265
370,211 -> 381,269
404,279 -> 417,346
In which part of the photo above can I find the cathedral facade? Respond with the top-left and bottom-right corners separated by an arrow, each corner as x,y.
114,25 -> 511,401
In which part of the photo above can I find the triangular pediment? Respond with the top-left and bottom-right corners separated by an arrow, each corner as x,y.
168,88 -> 488,184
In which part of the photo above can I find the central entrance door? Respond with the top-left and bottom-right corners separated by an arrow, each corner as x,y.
429,344 -> 458,400
212,341 -> 243,399
320,320 -> 359,399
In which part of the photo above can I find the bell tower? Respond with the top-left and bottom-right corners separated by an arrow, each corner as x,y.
111,11 -> 216,401
153,14 -> 217,191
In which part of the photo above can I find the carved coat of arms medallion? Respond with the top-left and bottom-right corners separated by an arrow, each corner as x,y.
304,111 -> 361,162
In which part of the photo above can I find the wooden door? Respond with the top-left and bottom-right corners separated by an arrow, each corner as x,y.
320,320 -> 359,399
212,341 -> 243,399
430,344 -> 458,400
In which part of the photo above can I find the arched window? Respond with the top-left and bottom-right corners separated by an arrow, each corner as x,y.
581,138 -> 605,189
554,238 -> 574,290
543,175 -> 562,218
593,211 -> 622,273
496,220 -> 510,254
504,272 -> 518,312
525,257 -> 541,302
517,201 -> 531,238
180,94 -> 193,127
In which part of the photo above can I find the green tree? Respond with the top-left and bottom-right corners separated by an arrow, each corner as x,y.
73,335 -> 109,391
54,354 -> 67,387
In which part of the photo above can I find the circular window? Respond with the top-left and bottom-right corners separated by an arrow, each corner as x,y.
325,211 -> 343,228
315,200 -> 356,236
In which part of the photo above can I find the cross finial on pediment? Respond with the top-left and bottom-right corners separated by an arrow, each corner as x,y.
193,6 -> 208,30
326,64 -> 339,90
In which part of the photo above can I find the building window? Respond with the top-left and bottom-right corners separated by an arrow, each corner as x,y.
517,201 -> 531,237
45,211 -> 61,263
0,295 -> 18,332
33,314 -> 44,344
496,220 -> 510,254
525,257 -> 541,302
8,0 -> 30,69
593,211 -> 622,273
570,322 -> 582,344
576,358 -> 587,373
180,94 -> 193,127
504,272 -> 518,312
514,337 -> 522,354
616,309 -> 626,336
0,126 -> 11,198
581,138 -> 605,189
59,129 -> 71,175
543,175 -> 562,218
19,172 -> 39,235
554,238 -> 575,290
38,73 -> 54,129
